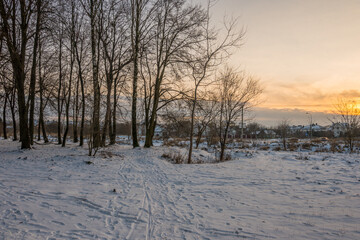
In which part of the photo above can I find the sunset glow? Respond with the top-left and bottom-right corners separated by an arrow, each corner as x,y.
202,0 -> 360,123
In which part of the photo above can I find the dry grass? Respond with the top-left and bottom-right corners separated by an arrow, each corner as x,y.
259,146 -> 270,151
161,152 -> 186,164
163,138 -> 187,147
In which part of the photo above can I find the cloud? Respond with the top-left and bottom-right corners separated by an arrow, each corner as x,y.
338,90 -> 360,99
253,107 -> 331,127
261,80 -> 360,112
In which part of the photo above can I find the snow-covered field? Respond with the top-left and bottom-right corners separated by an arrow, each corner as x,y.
0,139 -> 359,240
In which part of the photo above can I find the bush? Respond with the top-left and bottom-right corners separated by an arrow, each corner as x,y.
288,143 -> 298,151
164,138 -> 186,147
301,142 -> 311,150
161,152 -> 186,164
259,145 -> 270,151
224,153 -> 232,161
295,153 -> 309,160
289,138 -> 299,143
330,139 -> 341,153
273,146 -> 281,151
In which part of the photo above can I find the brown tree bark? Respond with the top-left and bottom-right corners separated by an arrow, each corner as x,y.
89,0 -> 101,150
37,39 -> 48,143
0,0 -> 31,149
131,0 -> 141,148
10,88 -> 17,141
2,92 -> 8,139
28,0 -> 42,145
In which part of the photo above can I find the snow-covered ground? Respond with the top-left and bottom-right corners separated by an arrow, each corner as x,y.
0,139 -> 359,240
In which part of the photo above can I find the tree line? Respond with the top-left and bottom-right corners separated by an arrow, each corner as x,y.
0,0 -> 262,162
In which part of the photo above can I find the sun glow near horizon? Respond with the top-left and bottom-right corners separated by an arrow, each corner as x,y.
203,0 -> 360,118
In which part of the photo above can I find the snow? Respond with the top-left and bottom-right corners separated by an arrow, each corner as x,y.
0,139 -> 359,239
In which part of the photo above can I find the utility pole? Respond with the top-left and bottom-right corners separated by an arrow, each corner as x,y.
306,112 -> 312,140
241,105 -> 244,141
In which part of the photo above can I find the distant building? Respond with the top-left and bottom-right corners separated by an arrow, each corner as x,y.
256,129 -> 276,139
329,122 -> 347,137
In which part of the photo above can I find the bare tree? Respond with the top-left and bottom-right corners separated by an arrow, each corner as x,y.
73,7 -> 88,147
37,38 -> 49,143
1,89 -> 8,139
217,67 -> 262,162
0,44 -> 11,139
277,119 -> 291,150
194,92 -> 220,149
88,0 -> 101,150
62,0 -> 76,147
56,21 -> 65,145
99,0 -> 132,146
141,0 -> 206,148
186,0 -> 244,163
130,0 -> 153,148
28,0 -> 44,144
331,98 -> 360,152
9,86 -> 17,140
0,0 -> 36,148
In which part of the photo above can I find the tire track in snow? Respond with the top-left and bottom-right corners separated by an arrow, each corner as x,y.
144,183 -> 153,240
112,150 -> 152,240
125,190 -> 147,240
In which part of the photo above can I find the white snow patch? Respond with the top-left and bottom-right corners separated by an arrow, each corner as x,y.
0,139 -> 359,239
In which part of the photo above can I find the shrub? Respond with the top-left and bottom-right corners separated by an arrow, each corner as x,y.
289,138 -> 299,143
259,145 -> 270,151
330,139 -> 341,153
164,138 -> 186,147
224,153 -> 232,161
295,154 -> 309,160
288,143 -> 298,151
273,146 -> 281,151
301,142 -> 311,150
161,152 -> 186,164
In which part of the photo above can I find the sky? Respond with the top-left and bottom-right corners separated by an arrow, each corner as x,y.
196,0 -> 360,126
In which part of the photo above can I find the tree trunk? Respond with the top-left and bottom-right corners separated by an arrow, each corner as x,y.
90,0 -> 101,149
57,35 -> 63,145
131,65 -> 139,148
80,81 -> 85,147
15,68 -> 31,149
187,99 -> 196,164
219,125 -> 229,162
241,106 -> 244,141
74,34 -> 85,147
62,7 -> 75,147
195,126 -> 204,149
101,74 -> 112,147
73,76 -> 79,143
62,56 -> 73,147
219,142 -> 225,162
37,115 -> 41,141
131,0 -> 140,148
144,67 -> 167,148
109,79 -> 117,145
28,0 -> 42,145
10,88 -> 17,141
0,0 -> 31,149
283,138 -> 286,150
78,60 -> 85,147
38,40 -> 48,143
2,93 -> 8,139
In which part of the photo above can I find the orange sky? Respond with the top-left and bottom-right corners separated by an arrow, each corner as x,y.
196,0 -> 360,124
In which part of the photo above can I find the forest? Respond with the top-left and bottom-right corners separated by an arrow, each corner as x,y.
0,0 -> 262,162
